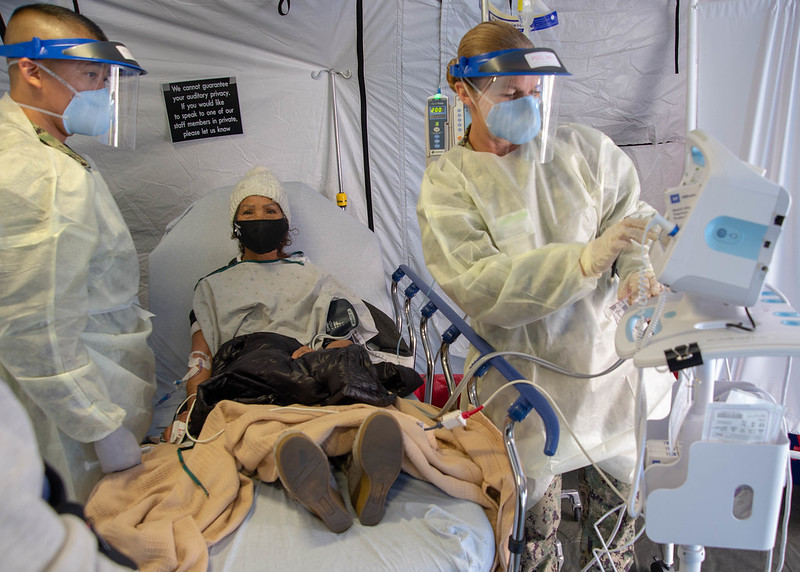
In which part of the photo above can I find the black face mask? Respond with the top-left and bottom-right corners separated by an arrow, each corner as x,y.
234,218 -> 289,254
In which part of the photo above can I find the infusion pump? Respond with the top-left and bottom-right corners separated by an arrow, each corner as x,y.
425,92 -> 467,165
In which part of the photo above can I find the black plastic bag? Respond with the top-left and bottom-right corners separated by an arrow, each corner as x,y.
189,332 -> 422,435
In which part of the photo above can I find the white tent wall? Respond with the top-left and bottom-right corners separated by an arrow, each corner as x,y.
695,0 -> 800,432
0,0 -> 374,310
0,0 -> 688,312
378,0 -> 689,287
9,0 -> 798,439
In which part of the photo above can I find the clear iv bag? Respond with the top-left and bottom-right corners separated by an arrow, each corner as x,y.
520,0 -> 561,51
486,0 -> 562,50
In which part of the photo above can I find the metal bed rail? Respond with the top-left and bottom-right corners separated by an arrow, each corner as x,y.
391,264 -> 562,571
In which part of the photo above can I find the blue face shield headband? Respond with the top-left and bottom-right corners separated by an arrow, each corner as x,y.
0,37 -> 146,74
449,47 -> 568,79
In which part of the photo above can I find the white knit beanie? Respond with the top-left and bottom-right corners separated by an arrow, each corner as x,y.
229,166 -> 290,225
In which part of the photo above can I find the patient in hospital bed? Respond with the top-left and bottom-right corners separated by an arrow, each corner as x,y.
85,169 -> 518,572
167,166 -> 422,532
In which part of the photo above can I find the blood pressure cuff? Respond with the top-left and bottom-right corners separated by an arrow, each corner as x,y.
326,298 -> 359,337
189,332 -> 423,436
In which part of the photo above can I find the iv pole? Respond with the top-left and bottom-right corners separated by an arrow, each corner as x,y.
312,68 -> 351,209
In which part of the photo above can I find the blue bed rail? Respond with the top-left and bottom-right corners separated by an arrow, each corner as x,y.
393,265 -> 559,457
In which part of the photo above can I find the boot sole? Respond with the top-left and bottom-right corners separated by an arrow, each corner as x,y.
275,432 -> 353,533
352,412 -> 403,526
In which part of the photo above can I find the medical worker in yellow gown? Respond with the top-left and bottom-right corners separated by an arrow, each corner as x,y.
0,5 -> 154,502
417,21 -> 672,571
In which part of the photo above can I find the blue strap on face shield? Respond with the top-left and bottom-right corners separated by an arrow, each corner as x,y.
0,37 -> 146,74
449,47 -> 570,78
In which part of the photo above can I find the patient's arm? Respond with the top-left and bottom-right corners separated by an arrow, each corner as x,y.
325,339 -> 353,349
185,330 -> 212,399
290,339 -> 353,359
162,330 -> 213,442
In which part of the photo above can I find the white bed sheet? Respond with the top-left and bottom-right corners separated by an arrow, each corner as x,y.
209,472 -> 495,572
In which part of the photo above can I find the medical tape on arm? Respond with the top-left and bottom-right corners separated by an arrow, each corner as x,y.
169,419 -> 187,444
182,351 -> 211,381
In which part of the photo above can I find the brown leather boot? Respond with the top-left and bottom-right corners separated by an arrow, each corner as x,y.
275,431 -> 353,533
347,410 -> 404,526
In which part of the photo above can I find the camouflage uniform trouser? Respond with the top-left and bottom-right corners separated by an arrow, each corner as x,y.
519,466 -> 637,571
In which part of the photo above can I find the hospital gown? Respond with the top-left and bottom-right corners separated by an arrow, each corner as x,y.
417,123 -> 673,494
0,93 -> 155,503
192,255 -> 378,355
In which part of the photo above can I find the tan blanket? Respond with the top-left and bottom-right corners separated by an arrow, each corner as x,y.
85,398 -> 516,571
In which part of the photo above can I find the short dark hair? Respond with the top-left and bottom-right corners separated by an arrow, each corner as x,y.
5,3 -> 107,43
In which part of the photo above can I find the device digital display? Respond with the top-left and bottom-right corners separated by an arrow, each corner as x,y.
426,95 -> 448,155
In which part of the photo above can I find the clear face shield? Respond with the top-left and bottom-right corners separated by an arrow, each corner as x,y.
0,37 -> 147,149
450,48 -> 569,163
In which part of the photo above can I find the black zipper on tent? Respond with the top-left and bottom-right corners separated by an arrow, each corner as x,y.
674,0 -> 680,74
356,0 -> 375,231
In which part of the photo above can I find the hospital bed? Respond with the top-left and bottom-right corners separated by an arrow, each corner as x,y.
147,181 -> 499,571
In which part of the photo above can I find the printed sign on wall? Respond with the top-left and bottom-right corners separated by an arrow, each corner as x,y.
162,77 -> 243,142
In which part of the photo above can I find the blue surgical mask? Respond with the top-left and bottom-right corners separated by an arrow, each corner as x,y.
61,87 -> 112,136
485,95 -> 541,145
14,61 -> 111,136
